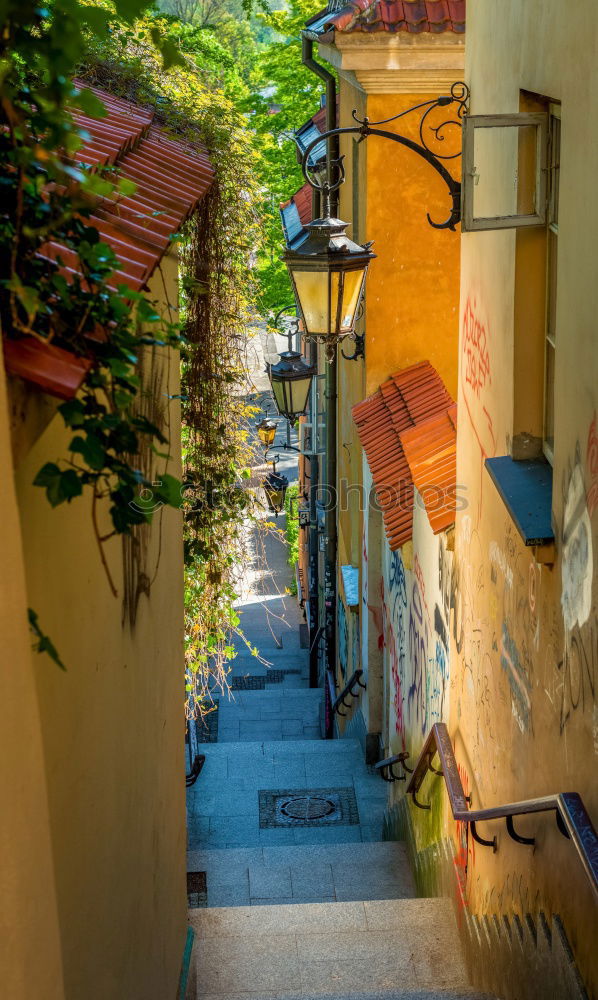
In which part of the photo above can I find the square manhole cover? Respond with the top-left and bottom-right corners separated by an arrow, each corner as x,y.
187,871 -> 207,908
258,787 -> 359,828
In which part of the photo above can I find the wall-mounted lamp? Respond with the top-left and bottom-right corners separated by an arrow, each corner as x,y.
263,457 -> 289,515
283,84 -> 469,364
268,350 -> 317,424
257,417 -> 277,449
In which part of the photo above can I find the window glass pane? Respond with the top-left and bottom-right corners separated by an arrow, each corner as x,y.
292,270 -> 335,335
472,124 -> 539,219
339,269 -> 365,333
544,340 -> 555,459
547,228 -> 558,344
548,112 -> 560,226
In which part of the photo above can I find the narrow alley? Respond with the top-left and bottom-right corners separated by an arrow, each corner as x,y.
184,414 -> 491,999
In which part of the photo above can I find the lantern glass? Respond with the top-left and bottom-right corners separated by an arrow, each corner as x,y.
264,470 -> 288,514
291,267 -> 366,338
283,216 -> 374,348
268,350 -> 316,423
257,418 -> 277,448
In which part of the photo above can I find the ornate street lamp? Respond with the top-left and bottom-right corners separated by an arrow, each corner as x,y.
256,417 -> 277,449
268,350 -> 316,425
284,84 -> 470,363
263,458 -> 288,515
282,217 -> 375,362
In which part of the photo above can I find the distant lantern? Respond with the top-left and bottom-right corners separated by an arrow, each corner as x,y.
282,216 -> 375,362
256,417 -> 277,449
263,466 -> 289,515
267,350 -> 316,425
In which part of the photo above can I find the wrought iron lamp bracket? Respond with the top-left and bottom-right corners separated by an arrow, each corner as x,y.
341,332 -> 365,362
301,82 -> 470,231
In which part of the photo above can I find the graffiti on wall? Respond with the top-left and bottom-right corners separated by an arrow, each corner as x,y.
557,623 -> 597,734
337,594 -> 349,680
500,622 -> 532,734
586,413 -> 598,517
561,461 -> 593,634
385,549 -> 408,744
461,293 -> 496,460
462,295 -> 491,399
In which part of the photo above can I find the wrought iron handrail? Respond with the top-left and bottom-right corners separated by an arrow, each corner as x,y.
332,668 -> 366,716
185,753 -> 205,788
406,723 -> 598,900
374,752 -> 413,782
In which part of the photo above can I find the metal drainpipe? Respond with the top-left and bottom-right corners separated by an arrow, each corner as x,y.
302,35 -> 338,709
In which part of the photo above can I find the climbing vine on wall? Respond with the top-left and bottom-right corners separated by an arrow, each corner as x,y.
83,15 -> 270,714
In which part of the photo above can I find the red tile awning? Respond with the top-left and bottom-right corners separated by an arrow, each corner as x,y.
5,83 -> 215,398
307,0 -> 465,37
400,402 -> 457,534
352,361 -> 454,549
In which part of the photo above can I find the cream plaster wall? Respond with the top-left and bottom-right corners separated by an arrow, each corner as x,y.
0,348 -> 66,1000
4,255 -> 187,999
450,1 -> 598,992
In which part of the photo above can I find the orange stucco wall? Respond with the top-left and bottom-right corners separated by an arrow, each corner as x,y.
364,93 -> 460,401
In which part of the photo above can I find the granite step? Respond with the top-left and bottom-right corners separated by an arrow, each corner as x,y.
185,897 -> 500,998
187,841 -> 416,907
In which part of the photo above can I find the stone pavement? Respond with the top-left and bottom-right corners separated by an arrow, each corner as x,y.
185,378 -> 495,999
186,897 -> 495,999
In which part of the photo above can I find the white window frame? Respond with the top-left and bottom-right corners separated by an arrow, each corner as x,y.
462,113 -> 548,231
542,103 -> 561,465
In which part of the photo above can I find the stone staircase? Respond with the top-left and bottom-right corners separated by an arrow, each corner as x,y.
185,464 -> 499,999
186,895 -> 497,998
186,734 -> 500,999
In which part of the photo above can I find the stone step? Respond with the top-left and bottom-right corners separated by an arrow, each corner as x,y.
187,841 -> 416,907
186,897 -> 498,998
186,739 -> 388,851
216,689 -> 322,742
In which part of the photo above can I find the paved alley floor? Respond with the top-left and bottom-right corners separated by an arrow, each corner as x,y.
185,402 -> 401,905
184,370 -> 491,1000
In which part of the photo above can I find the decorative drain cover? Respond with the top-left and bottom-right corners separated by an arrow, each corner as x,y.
280,794 -> 337,821
259,787 -> 359,828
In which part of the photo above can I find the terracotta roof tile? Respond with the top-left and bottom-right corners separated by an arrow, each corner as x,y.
306,0 -> 465,36
5,85 -> 215,398
352,361 -> 454,549
42,88 -> 215,294
400,402 -> 457,533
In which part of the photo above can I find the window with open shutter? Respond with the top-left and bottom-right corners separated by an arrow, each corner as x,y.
462,113 -> 548,231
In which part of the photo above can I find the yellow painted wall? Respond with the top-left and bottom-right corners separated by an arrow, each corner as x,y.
3,254 -> 187,998
0,349 -> 66,1000
449,0 -> 598,992
334,73 -> 461,729
364,93 -> 461,400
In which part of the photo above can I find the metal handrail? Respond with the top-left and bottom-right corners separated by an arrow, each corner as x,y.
332,668 -> 366,716
374,752 -> 413,782
406,723 -> 598,901
185,753 -> 205,788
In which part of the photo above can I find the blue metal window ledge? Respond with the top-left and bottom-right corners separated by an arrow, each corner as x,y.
485,457 -> 555,560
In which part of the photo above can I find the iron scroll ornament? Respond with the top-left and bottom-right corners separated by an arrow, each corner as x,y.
300,82 -> 470,232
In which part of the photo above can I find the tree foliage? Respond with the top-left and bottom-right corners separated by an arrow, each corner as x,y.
244,0 -> 331,312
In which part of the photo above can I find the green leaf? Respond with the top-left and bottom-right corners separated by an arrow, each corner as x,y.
149,29 -> 186,71
117,178 -> 138,198
70,434 -> 106,471
34,464 -> 83,506
154,474 -> 182,508
28,608 -> 66,671
73,88 -> 108,119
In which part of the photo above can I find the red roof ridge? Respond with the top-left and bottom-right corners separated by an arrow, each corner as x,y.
314,0 -> 465,37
